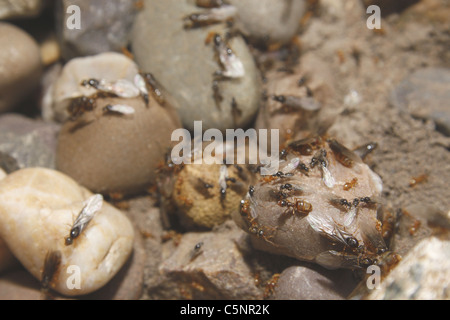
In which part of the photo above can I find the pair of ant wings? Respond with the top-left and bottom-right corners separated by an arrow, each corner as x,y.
104,104 -> 136,115
307,213 -> 353,247
220,52 -> 245,78
134,74 -> 149,95
315,250 -> 359,270
219,164 -> 229,190
72,194 -> 104,231
99,79 -> 140,98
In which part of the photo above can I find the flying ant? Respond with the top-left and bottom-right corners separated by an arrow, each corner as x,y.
68,96 -> 96,121
140,72 -> 166,106
65,194 -> 103,246
41,250 -> 62,300
206,32 -> 244,79
328,139 -> 361,168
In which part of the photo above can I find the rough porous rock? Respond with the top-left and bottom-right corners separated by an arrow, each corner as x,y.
55,0 -> 138,60
171,162 -> 253,230
0,0 -> 45,20
228,0 -> 306,45
365,236 -> 450,300
0,114 -> 60,170
232,136 -> 386,270
56,95 -> 180,196
149,222 -> 263,300
0,168 -> 135,297
0,23 -> 43,114
270,265 -> 359,300
390,67 -> 450,136
42,52 -> 140,122
132,0 -> 261,132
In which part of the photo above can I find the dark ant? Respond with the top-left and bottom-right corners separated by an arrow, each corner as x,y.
41,250 -> 62,300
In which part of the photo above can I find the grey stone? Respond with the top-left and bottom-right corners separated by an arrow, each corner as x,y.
366,237 -> 450,300
55,0 -> 138,60
0,23 -> 43,114
390,68 -> 450,136
149,222 -> 263,300
0,0 -> 45,20
131,0 -> 262,132
228,0 -> 307,45
271,265 -> 358,300
0,114 -> 60,170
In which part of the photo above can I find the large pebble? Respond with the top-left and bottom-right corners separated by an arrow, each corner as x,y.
232,136 -> 386,270
154,222 -> 263,299
0,23 -> 43,114
0,168 -> 135,296
0,114 -> 60,170
390,67 -> 450,136
365,236 -> 450,300
131,0 -> 261,132
0,0 -> 44,20
55,0 -> 138,60
56,95 -> 180,196
42,52 -> 139,122
228,0 -> 307,45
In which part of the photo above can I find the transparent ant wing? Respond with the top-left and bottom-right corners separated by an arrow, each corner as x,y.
72,194 -> 103,234
104,104 -> 136,115
316,250 -> 359,270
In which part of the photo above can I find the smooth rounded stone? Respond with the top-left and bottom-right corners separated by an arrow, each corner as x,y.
0,0 -> 45,20
42,52 -> 140,122
0,114 -> 60,170
227,0 -> 306,45
271,265 -> 358,300
132,0 -> 262,132
389,68 -> 450,136
0,230 -> 144,300
0,168 -> 135,297
153,222 -> 263,300
56,94 -> 180,196
232,137 -> 386,270
55,0 -> 138,61
0,23 -> 43,114
365,236 -> 450,300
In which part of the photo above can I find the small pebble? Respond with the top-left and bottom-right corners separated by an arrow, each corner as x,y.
271,265 -> 359,300
0,168 -> 135,296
